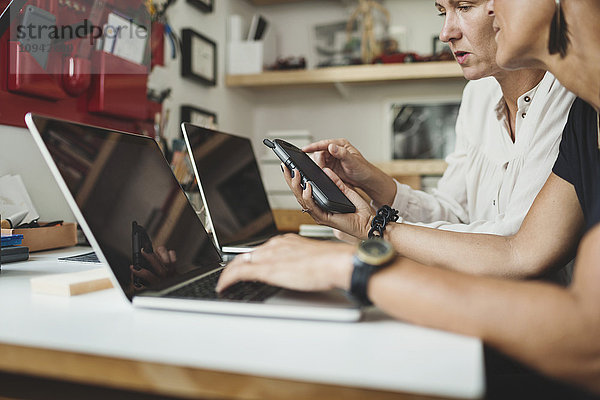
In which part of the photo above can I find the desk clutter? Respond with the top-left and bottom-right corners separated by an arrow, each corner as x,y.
2,222 -> 78,252
0,234 -> 29,265
0,174 -> 78,255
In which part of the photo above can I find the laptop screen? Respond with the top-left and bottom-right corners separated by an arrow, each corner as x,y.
31,115 -> 222,300
183,124 -> 278,246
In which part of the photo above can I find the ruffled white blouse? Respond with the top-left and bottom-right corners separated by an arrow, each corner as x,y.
389,72 -> 576,235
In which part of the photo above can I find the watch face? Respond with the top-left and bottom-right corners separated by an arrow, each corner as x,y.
358,238 -> 395,266
361,239 -> 391,256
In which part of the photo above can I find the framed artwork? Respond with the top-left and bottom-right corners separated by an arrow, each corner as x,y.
390,101 -> 460,160
182,29 -> 217,86
181,105 -> 218,129
186,0 -> 213,13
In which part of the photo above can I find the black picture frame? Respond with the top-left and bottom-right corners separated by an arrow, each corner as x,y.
181,105 -> 218,129
186,0 -> 213,13
181,29 -> 217,86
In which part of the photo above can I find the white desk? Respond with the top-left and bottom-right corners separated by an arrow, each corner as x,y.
0,248 -> 485,399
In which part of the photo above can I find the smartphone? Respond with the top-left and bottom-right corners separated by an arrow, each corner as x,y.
264,139 -> 356,214
132,221 -> 154,285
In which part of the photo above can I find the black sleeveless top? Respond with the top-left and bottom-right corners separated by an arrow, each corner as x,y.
553,98 -> 600,233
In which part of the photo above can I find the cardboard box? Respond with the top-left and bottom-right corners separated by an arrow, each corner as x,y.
1,222 -> 77,252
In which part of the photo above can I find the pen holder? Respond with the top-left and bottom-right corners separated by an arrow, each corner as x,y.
227,41 -> 264,75
7,41 -> 67,100
88,51 -> 149,119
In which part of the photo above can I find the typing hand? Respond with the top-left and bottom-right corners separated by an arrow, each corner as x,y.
216,234 -> 354,293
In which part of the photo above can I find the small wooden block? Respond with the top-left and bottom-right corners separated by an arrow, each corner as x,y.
30,269 -> 113,296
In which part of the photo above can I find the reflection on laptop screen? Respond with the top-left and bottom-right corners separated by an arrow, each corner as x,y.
184,125 -> 278,246
34,116 -> 222,299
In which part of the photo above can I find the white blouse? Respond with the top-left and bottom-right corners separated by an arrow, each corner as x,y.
389,72 -> 576,235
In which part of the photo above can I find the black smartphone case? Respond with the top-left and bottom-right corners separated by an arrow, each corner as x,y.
264,139 -> 356,214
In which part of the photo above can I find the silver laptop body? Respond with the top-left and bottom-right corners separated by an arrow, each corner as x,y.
26,114 -> 361,322
181,123 -> 281,254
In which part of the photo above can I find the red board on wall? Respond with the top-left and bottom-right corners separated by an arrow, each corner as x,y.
0,0 -> 160,136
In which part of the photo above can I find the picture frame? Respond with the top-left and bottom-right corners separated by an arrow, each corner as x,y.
181,29 -> 217,86
186,0 -> 213,13
181,105 -> 218,129
389,100 -> 460,160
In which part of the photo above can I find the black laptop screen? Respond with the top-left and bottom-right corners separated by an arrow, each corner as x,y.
33,116 -> 222,300
184,124 -> 278,246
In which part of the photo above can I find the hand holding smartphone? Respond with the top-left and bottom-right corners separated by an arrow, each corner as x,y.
264,139 -> 356,214
132,221 -> 154,286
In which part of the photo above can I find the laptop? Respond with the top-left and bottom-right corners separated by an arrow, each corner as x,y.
26,114 -> 361,322
182,123 -> 280,254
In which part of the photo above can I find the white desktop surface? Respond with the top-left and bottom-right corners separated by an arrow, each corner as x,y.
0,247 -> 485,399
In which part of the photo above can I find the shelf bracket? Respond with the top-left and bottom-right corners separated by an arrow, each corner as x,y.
333,82 -> 350,99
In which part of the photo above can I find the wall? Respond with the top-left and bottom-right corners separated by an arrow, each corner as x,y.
240,0 -> 467,207
247,0 -> 467,161
0,125 -> 76,222
0,0 -> 467,221
0,0 -> 259,222
151,0 -> 257,142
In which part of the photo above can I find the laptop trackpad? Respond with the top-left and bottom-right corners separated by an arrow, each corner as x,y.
266,289 -> 357,309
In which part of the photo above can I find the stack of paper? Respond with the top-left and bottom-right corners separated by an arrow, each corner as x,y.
0,174 -> 39,226
298,224 -> 337,239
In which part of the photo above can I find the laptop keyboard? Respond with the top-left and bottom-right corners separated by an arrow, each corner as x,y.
165,269 -> 280,303
58,251 -> 101,264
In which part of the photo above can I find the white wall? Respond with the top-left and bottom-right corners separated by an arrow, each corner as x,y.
247,0 -> 466,162
151,0 -> 258,142
255,0 -> 447,68
0,0 -> 260,222
249,80 -> 465,163
0,0 -> 466,221
0,125 -> 76,222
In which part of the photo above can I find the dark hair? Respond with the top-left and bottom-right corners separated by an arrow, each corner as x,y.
548,3 -> 570,57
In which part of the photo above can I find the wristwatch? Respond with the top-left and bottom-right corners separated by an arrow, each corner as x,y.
349,238 -> 396,306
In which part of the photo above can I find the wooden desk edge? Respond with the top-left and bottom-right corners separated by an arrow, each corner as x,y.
0,342 -> 453,400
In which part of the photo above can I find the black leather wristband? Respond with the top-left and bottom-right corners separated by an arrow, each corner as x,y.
350,255 -> 377,306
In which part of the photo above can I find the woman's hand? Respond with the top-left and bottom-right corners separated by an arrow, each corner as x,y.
303,139 -> 374,187
303,139 -> 396,205
283,164 -> 374,239
216,234 -> 354,293
130,246 -> 177,289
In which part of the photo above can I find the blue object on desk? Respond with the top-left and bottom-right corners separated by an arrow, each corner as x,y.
1,234 -> 24,247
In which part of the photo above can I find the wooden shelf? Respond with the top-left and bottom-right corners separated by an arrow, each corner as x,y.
226,62 -> 464,88
375,159 -> 448,176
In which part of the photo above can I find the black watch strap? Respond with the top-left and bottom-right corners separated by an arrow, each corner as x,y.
350,256 -> 377,306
